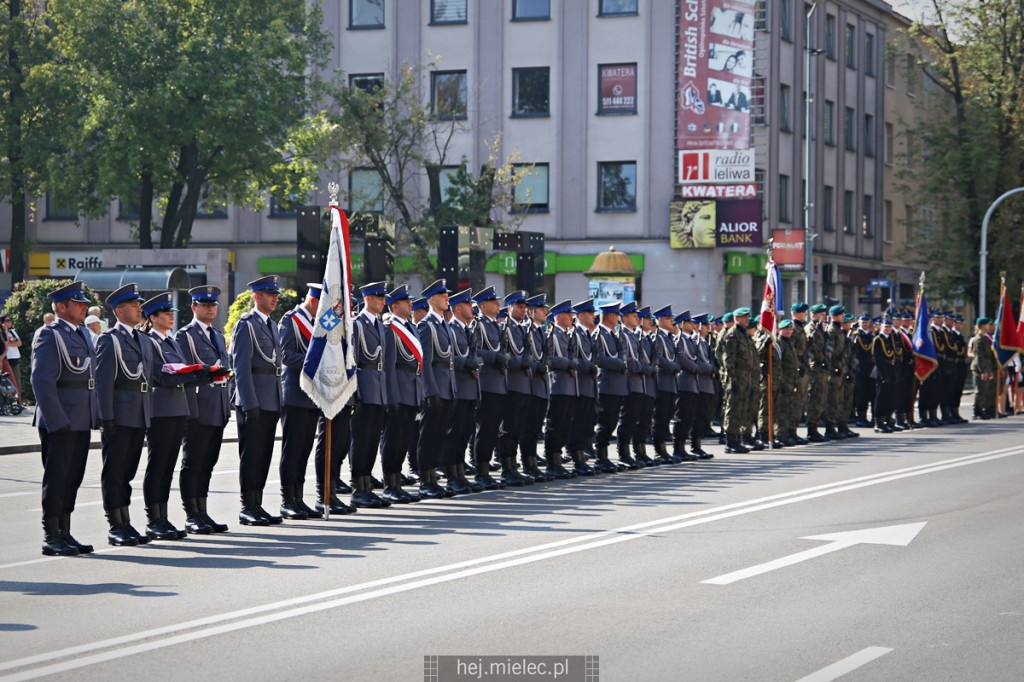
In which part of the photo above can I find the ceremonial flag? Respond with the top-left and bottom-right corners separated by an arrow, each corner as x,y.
1018,286 -> 1024,348
759,259 -> 784,336
300,205 -> 358,419
912,291 -> 938,382
993,286 -> 1024,366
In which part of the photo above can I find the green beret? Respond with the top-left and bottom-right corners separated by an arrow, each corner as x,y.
976,316 -> 991,326
722,312 -> 734,323
843,313 -> 854,322
829,304 -> 846,316
791,302 -> 809,313
810,303 -> 827,313
733,306 -> 752,317
779,319 -> 793,329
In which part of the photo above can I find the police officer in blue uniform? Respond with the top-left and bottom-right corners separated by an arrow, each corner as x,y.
32,281 -> 98,556
176,285 -> 232,533
96,283 -> 165,545
615,302 -> 646,470
651,306 -> 680,464
498,290 -> 534,486
381,284 -> 424,503
593,302 -> 626,473
417,279 -> 461,497
442,288 -> 483,488
231,275 -> 285,526
350,281 -> 391,508
142,292 -> 210,540
471,287 -> 507,490
672,310 -> 701,461
692,313 -> 717,458
522,294 -> 554,481
568,300 -> 599,475
632,306 -> 660,467
542,300 -> 578,479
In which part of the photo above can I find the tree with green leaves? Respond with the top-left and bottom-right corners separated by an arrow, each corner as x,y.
29,0 -> 334,249
897,0 -> 1024,310
329,59 -> 533,277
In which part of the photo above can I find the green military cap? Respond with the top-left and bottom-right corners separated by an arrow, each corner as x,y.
779,319 -> 793,329
843,313 -> 855,323
722,312 -> 734,323
733,306 -> 752,317
810,303 -> 827,313
829,304 -> 846,316
976,316 -> 991,326
791,302 -> 809,313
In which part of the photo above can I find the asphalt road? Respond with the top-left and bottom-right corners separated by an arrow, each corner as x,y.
1,420 -> 1023,681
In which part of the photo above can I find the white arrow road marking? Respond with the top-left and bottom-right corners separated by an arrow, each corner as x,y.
703,522 -> 927,585
794,646 -> 894,682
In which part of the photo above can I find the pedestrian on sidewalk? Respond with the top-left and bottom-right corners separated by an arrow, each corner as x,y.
2,314 -> 23,406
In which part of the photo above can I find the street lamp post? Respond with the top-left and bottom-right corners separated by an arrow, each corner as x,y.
979,186 -> 1024,317
803,0 -> 826,303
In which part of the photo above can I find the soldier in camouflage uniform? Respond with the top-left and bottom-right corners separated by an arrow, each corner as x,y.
754,323 -> 785,448
804,304 -> 830,442
823,305 -> 849,439
777,320 -> 801,445
719,308 -> 759,453
968,317 -> 997,419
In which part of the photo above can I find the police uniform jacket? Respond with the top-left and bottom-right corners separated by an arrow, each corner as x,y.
594,325 -> 628,397
872,332 -> 898,382
31,319 -> 98,432
620,326 -> 645,395
654,329 -> 680,393
575,324 -> 598,399
694,334 -> 717,395
147,329 -> 194,418
279,306 -> 318,410
450,318 -> 480,401
385,317 -> 423,407
639,330 -> 658,398
546,324 -> 578,397
527,323 -> 550,399
503,318 -> 532,395
674,332 -> 701,394
231,310 -> 284,413
419,311 -> 457,400
96,323 -> 161,428
177,320 -> 231,428
475,315 -> 508,395
351,309 -> 388,406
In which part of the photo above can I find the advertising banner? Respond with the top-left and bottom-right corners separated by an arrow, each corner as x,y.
678,150 -> 755,185
670,198 -> 762,248
771,228 -> 806,271
588,276 -> 636,308
598,63 -> 637,114
677,0 -> 755,151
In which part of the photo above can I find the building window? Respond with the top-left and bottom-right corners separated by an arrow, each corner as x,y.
269,195 -> 301,218
350,73 -> 385,94
906,53 -> 917,95
779,84 -> 791,131
513,0 -> 549,21
823,185 -> 835,231
45,192 -> 77,220
824,100 -> 835,146
779,174 -> 791,222
430,0 -> 467,24
195,183 -> 227,219
350,168 -> 384,213
598,63 -> 637,115
864,114 -> 875,157
512,163 -> 550,212
844,106 -> 856,150
755,0 -> 767,30
863,195 -> 873,238
431,70 -> 467,119
884,123 -> 894,164
883,200 -> 893,243
825,15 -> 836,59
780,0 -> 792,41
843,190 -> 854,234
512,67 -> 550,117
118,191 -> 142,221
350,0 -> 384,29
865,33 -> 875,76
752,75 -> 766,124
886,49 -> 896,85
845,23 -> 856,68
597,161 -> 637,212
598,0 -> 638,17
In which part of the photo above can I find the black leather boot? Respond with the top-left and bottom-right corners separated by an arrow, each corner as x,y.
183,499 -> 214,534
106,507 -> 138,546
59,513 -> 93,554
122,506 -> 150,544
279,484 -> 309,520
197,497 -> 228,532
593,445 -> 618,473
43,516 -> 79,556
352,475 -> 386,508
572,450 -> 596,476
239,491 -> 271,526
315,483 -> 358,514
146,502 -> 185,540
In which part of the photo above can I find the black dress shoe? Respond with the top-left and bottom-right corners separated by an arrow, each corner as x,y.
239,507 -> 271,526
418,482 -> 449,499
196,499 -> 228,532
279,502 -> 309,521
475,473 -> 505,490
382,486 -> 413,504
593,458 -> 619,473
107,525 -> 139,546
807,432 -> 827,443
257,507 -> 283,525
185,516 -> 214,534
42,537 -> 79,556
351,490 -> 386,508
315,497 -> 358,515
146,519 -> 185,541
333,479 -> 353,495
637,454 -> 660,467
59,515 -> 93,553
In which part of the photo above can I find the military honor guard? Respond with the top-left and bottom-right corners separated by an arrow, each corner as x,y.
567,300 -> 600,476
542,299 -> 579,479
32,281 -> 98,556
804,304 -> 830,442
617,302 -> 648,469
632,306 -> 660,467
381,284 -> 425,503
918,312 -> 946,426
442,288 -> 482,485
350,281 -> 391,508
96,284 -> 163,545
593,302 -> 628,473
672,310 -> 701,461
969,317 -> 997,419
277,284 -> 330,519
852,314 -> 876,427
176,285 -> 232,533
652,306 -> 680,463
839,313 -> 859,437
949,315 -> 969,423
719,307 -> 759,453
417,279 -> 461,498
497,290 -> 534,486
522,294 -> 555,480
471,286 -> 508,490
893,311 -> 916,428
691,313 -> 716,458
776,319 -> 802,446
231,275 -> 285,525
141,292 -> 210,540
871,317 -> 900,432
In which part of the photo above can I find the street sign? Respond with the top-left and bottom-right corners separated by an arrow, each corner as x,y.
869,278 -> 892,289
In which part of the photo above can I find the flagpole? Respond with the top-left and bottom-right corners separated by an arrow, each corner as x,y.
766,243 -> 774,449
324,418 -> 332,521
995,273 -> 1007,415
910,272 -> 924,427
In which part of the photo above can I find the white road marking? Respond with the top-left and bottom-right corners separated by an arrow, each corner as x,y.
703,522 -> 928,585
794,646 -> 894,681
0,446 -> 1020,680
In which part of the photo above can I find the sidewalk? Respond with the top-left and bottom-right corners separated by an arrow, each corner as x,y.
0,408 -> 247,456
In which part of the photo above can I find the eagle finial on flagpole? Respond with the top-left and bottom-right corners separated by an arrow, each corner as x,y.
327,181 -> 340,207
